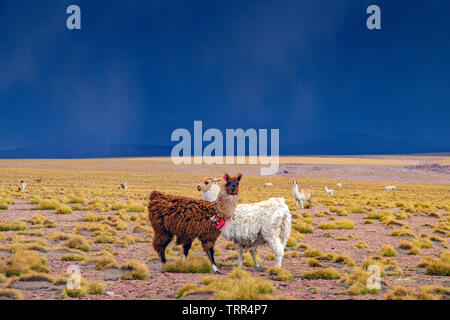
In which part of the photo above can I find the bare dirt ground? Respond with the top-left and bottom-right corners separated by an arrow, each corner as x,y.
0,156 -> 448,300
0,201 -> 448,300
276,163 -> 450,184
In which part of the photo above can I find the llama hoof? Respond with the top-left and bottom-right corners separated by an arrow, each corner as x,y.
255,266 -> 266,272
214,270 -> 222,274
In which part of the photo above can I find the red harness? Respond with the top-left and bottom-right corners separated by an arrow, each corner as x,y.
210,215 -> 229,231
210,175 -> 231,231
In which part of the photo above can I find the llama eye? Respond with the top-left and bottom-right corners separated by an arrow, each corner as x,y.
205,182 -> 209,185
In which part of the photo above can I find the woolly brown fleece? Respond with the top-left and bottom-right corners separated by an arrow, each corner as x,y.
147,173 -> 242,270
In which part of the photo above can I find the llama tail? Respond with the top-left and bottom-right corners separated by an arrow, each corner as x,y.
149,191 -> 164,201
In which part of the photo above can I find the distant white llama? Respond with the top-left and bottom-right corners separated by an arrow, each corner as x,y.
197,177 -> 291,268
384,185 -> 396,190
336,183 -> 342,189
18,181 -> 26,192
292,180 -> 313,209
264,183 -> 273,187
325,186 -> 334,196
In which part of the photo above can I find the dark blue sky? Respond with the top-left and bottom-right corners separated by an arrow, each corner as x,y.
0,0 -> 449,156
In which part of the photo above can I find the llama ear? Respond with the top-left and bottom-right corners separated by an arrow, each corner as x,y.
213,178 -> 221,183
236,173 -> 242,182
223,173 -> 230,182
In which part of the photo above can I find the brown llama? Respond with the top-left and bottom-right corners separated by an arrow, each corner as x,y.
148,173 -> 242,273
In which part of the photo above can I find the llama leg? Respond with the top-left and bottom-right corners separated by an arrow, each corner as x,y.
267,237 -> 284,268
296,200 -> 299,207
250,249 -> 259,269
182,240 -> 192,259
237,245 -> 243,268
300,199 -> 304,209
202,241 -> 221,274
153,231 -> 173,264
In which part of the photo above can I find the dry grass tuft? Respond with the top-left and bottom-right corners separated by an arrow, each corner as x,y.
62,235 -> 91,252
337,269 -> 383,295
120,260 -> 149,280
0,288 -> 24,300
379,245 -> 397,257
385,285 -> 449,300
266,266 -> 293,281
0,249 -> 49,276
416,251 -> 449,276
162,254 -> 212,273
317,219 -> 354,230
303,268 -> 340,280
177,268 -> 277,300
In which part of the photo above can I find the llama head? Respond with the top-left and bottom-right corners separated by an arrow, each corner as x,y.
197,177 -> 221,192
292,180 -> 298,187
223,173 -> 242,195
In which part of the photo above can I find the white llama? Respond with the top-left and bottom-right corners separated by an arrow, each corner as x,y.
325,186 -> 334,196
292,180 -> 313,209
197,178 -> 291,268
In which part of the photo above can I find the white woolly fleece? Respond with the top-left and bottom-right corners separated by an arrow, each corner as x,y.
201,184 -> 291,268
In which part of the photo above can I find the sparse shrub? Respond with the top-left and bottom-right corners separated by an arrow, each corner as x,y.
72,204 -> 83,211
55,205 -> 72,215
349,207 -> 367,214
333,254 -> 355,267
385,285 -> 448,300
62,235 -> 91,252
82,253 -> 118,270
303,268 -> 340,280
120,260 -> 149,280
34,199 -> 61,210
292,222 -> 314,234
69,196 -> 85,204
84,212 -> 104,222
379,245 -> 397,257
61,255 -> 84,262
354,241 -> 369,249
126,202 -> 145,213
1,249 -> 49,276
286,236 -> 296,247
362,255 -> 403,276
0,221 -> 27,231
390,229 -> 416,238
87,281 -> 105,294
416,252 -> 449,276
408,247 -> 420,255
307,258 -> 322,267
337,269 -> 382,295
177,268 -> 276,300
317,219 -> 354,230
0,289 -> 24,300
266,266 -> 292,281
304,248 -> 324,258
51,232 -> 71,241
162,254 -> 213,273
